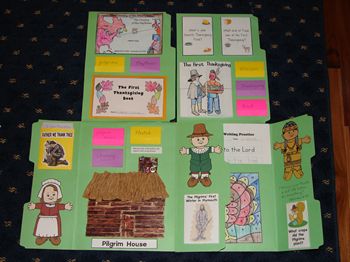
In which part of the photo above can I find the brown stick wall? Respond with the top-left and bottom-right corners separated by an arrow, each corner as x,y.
86,198 -> 165,238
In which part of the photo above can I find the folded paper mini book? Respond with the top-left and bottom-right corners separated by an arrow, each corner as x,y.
20,12 -> 323,252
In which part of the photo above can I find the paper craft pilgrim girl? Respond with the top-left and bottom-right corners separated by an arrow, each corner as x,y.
28,179 -> 72,246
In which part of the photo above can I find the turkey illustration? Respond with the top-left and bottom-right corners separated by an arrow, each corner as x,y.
225,173 -> 262,243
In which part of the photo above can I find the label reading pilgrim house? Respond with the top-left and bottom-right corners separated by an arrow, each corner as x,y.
92,239 -> 157,249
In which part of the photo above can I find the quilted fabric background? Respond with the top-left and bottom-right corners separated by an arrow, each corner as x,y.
0,0 -> 339,261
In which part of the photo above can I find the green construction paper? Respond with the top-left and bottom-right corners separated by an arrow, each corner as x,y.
81,12 -> 175,122
176,14 -> 270,123
20,12 -> 323,252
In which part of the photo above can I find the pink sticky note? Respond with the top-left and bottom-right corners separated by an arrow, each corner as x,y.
236,99 -> 268,116
92,128 -> 124,146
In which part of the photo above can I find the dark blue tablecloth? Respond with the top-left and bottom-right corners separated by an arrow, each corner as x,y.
0,0 -> 339,261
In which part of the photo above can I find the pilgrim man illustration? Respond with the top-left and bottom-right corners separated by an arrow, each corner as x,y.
273,121 -> 311,181
180,123 -> 222,187
187,69 -> 206,116
28,179 -> 72,246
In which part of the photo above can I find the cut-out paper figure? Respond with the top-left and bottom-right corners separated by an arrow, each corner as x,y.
187,69 -> 206,116
145,81 -> 162,114
180,123 -> 222,187
43,141 -> 68,166
195,204 -> 211,241
28,179 -> 72,246
288,202 -> 307,227
96,15 -> 126,53
95,80 -> 113,114
273,121 -> 311,181
204,68 -> 224,115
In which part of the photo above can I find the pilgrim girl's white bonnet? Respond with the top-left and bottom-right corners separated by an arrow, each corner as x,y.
37,179 -> 62,199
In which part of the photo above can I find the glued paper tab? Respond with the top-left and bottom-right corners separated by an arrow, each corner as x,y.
130,57 -> 160,73
235,61 -> 265,78
236,99 -> 268,116
92,128 -> 124,146
130,126 -> 161,145
236,80 -> 266,97
95,56 -> 125,72
92,149 -> 123,167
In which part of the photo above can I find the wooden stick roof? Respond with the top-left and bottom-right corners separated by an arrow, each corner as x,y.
83,172 -> 169,202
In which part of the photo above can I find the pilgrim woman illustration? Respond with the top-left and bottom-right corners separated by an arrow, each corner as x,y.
28,179 -> 72,246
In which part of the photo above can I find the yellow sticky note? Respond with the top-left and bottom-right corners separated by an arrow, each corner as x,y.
95,56 -> 125,72
235,61 -> 265,78
130,126 -> 161,145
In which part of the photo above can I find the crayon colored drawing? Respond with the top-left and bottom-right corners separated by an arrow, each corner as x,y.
28,179 -> 72,246
192,204 -> 212,242
95,80 -> 113,114
147,19 -> 162,54
179,123 -> 222,188
225,173 -> 262,243
179,61 -> 233,118
43,141 -> 68,167
96,15 -> 127,53
288,201 -> 308,228
273,121 -> 311,181
96,14 -> 162,55
145,81 -> 162,114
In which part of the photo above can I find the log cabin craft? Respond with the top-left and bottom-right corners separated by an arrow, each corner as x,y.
83,171 -> 169,238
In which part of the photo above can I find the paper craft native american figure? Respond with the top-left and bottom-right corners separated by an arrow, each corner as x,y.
180,123 -> 222,187
28,179 -> 72,246
273,121 -> 311,181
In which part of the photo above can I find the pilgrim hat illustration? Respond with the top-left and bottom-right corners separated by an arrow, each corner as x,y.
188,69 -> 202,82
187,123 -> 213,138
